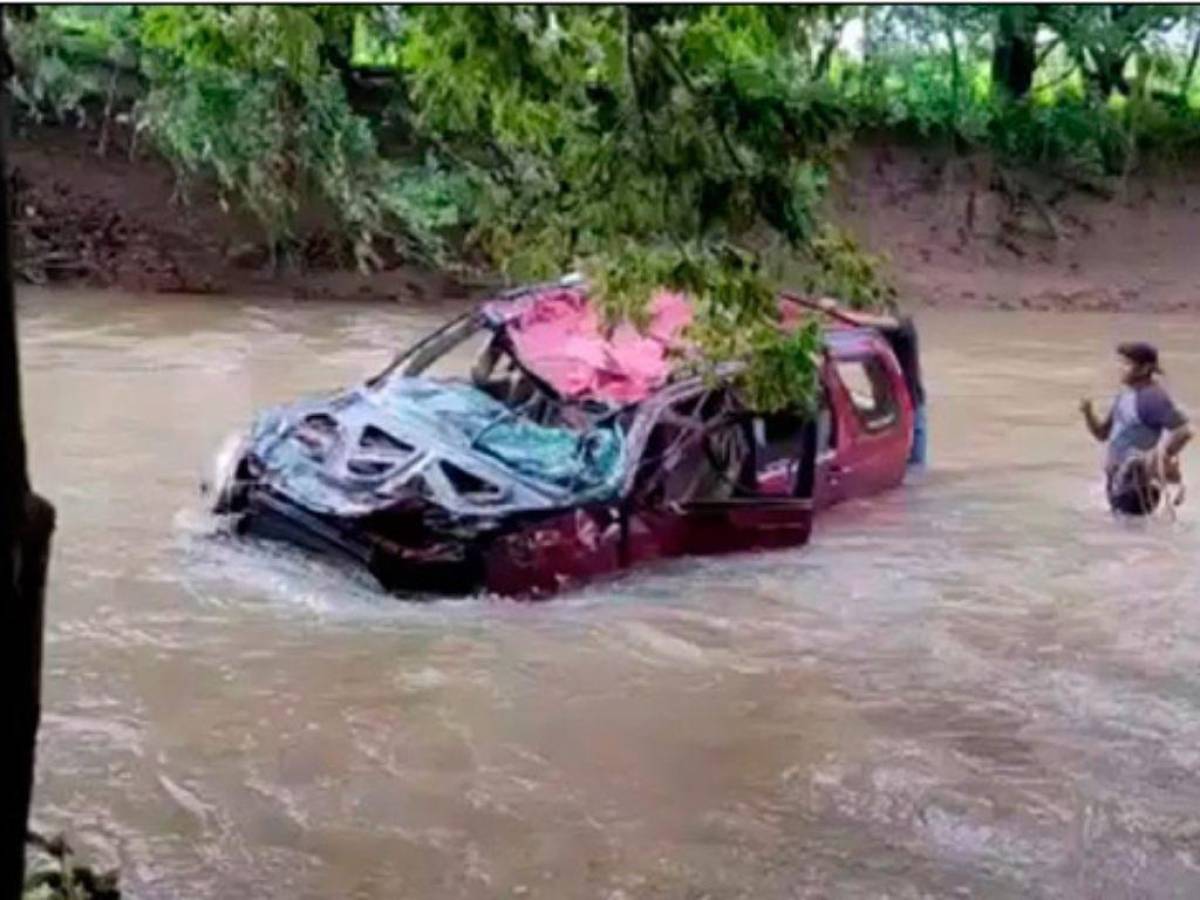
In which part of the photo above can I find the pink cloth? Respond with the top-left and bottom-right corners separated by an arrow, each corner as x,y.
490,289 -> 694,405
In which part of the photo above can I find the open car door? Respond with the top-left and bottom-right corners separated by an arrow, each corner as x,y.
621,386 -> 815,567
821,334 -> 913,503
483,384 -> 816,597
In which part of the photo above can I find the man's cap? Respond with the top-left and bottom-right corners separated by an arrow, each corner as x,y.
1117,341 -> 1162,373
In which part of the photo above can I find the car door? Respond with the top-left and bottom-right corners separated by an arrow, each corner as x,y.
824,341 -> 912,502
812,373 -> 843,510
483,504 -> 623,598
623,387 -> 814,563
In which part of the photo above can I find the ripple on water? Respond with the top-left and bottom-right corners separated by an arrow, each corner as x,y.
22,301 -> 1200,897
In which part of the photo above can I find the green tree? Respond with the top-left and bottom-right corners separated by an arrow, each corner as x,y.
400,5 -> 888,411
991,5 -> 1040,100
133,5 -> 466,270
1044,4 -> 1183,99
5,5 -> 140,130
1178,8 -> 1200,105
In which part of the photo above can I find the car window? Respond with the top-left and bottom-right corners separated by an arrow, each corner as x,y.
407,324 -> 496,382
755,411 -> 807,467
835,356 -> 897,432
390,320 -> 568,424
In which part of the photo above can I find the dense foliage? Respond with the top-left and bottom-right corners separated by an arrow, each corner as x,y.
8,4 -> 1200,407
398,5 -> 861,408
854,5 -> 1200,181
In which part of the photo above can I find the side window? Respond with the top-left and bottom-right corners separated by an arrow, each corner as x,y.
755,413 -> 806,467
835,356 -> 897,432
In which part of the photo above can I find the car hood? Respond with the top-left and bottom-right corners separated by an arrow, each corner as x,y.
243,377 -> 626,519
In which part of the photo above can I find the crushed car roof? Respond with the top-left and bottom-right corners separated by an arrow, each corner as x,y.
481,283 -> 864,407
483,287 -> 693,405
245,378 -> 628,519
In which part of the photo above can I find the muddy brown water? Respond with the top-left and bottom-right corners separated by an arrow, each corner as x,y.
18,288 -> 1200,899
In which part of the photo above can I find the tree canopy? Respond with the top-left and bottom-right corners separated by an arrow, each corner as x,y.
398,5 -> 862,409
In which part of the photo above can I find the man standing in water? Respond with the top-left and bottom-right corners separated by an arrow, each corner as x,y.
1081,342 -> 1192,516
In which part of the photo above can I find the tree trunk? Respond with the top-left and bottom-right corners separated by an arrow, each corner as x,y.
1091,52 -> 1131,98
1181,25 -> 1200,105
812,35 -> 838,81
861,5 -> 874,69
946,24 -> 962,131
0,9 -> 56,895
991,9 -> 1037,100
1088,5 -> 1135,99
859,5 -> 883,101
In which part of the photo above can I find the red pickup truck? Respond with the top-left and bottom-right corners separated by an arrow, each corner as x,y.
209,278 -> 916,598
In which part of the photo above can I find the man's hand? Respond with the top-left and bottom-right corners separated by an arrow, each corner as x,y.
1162,425 -> 1192,482
1081,398 -> 1112,441
1162,453 -> 1183,484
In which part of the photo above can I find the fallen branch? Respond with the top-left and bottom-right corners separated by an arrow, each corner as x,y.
24,830 -> 120,900
999,235 -> 1027,258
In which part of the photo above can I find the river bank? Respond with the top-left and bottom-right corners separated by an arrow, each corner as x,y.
12,124 -> 1200,312
9,126 -> 462,305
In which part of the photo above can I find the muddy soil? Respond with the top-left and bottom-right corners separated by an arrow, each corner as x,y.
8,125 -> 460,303
837,139 -> 1200,313
11,124 -> 1200,312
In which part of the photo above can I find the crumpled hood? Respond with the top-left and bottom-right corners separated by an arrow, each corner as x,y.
244,377 -> 626,519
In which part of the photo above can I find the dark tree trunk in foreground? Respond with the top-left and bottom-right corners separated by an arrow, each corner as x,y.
0,9 -> 56,896
992,9 -> 1038,100
1091,54 -> 1132,99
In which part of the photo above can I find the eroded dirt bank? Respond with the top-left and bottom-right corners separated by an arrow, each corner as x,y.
11,124 -> 1200,312
838,139 -> 1200,313
8,126 -> 459,303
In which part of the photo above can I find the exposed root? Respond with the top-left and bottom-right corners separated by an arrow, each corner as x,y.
992,165 -> 1062,243
9,167 -> 197,292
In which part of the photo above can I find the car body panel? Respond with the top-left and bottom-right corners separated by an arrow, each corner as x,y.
818,328 -> 914,507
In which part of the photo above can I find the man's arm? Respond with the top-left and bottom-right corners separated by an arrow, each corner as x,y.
816,297 -> 898,329
1080,399 -> 1112,442
1140,387 -> 1190,458
1138,386 -> 1190,480
1160,424 -> 1191,483
1165,424 -> 1192,460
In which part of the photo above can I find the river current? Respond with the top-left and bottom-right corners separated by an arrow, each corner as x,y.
20,289 -> 1200,898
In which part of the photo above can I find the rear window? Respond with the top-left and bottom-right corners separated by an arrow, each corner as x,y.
835,356 -> 897,432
